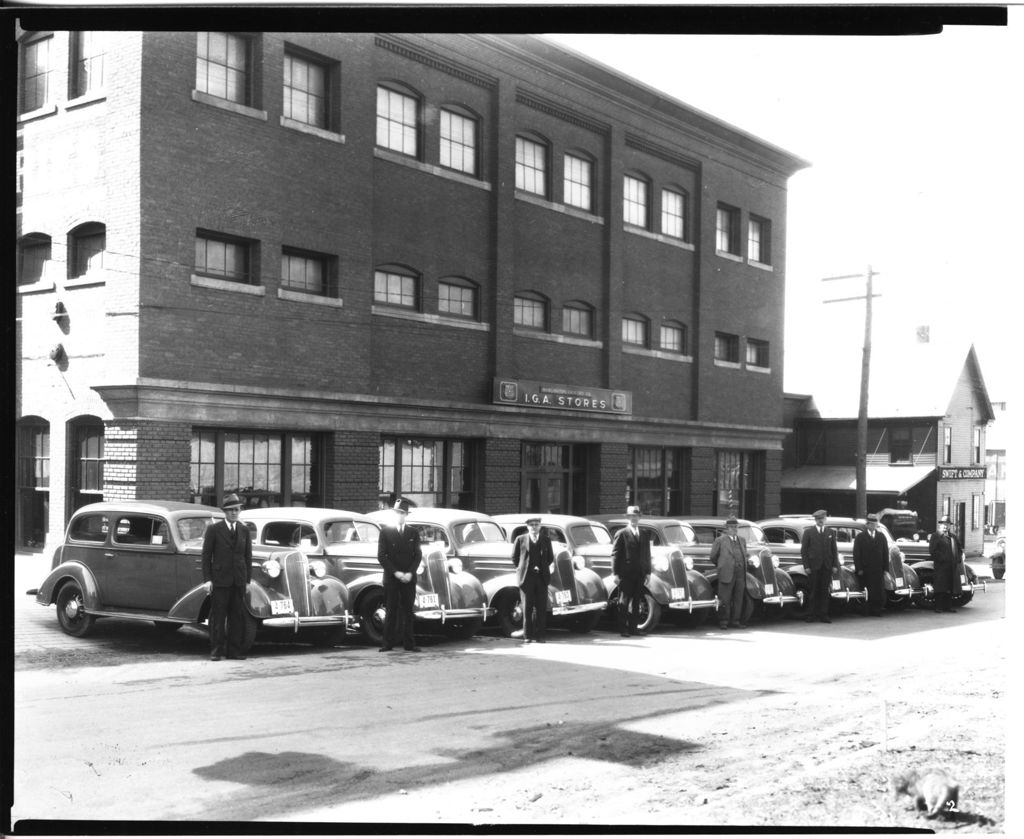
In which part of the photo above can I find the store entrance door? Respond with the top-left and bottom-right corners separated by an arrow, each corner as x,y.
523,474 -> 566,515
519,442 -> 589,514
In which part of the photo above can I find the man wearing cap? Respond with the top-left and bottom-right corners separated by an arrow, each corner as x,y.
711,517 -> 748,629
377,499 -> 423,651
611,505 -> 651,636
853,514 -> 888,616
929,515 -> 963,613
202,493 -> 253,660
800,509 -> 840,623
511,516 -> 554,643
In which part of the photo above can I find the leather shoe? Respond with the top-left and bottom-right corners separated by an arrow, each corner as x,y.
803,616 -> 815,623
943,608 -> 958,613
404,646 -> 422,652
227,655 -> 246,660
718,623 -> 728,630
210,655 -> 221,661
738,623 -> 748,629
379,645 -> 394,652
535,638 -> 546,643
523,638 -> 534,644
820,617 -> 833,624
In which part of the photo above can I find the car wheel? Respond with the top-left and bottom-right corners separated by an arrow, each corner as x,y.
444,618 -> 484,640
358,590 -> 387,647
495,591 -> 524,637
953,592 -> 974,608
152,621 -> 182,634
56,582 -> 96,638
887,592 -> 912,611
565,609 -> 603,633
635,594 -> 662,634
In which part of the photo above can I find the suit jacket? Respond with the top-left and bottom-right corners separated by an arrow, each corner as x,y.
710,534 -> 748,584
378,525 -> 422,586
853,529 -> 888,575
202,520 -> 252,587
612,526 -> 651,579
511,532 -> 554,587
800,525 -> 840,573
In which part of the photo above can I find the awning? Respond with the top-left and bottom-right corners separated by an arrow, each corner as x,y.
782,465 -> 936,494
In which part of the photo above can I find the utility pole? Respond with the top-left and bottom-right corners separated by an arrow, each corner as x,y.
823,266 -> 881,518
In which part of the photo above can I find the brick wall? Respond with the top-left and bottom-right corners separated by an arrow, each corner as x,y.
482,438 -> 520,514
104,420 -> 192,500
327,430 -> 381,513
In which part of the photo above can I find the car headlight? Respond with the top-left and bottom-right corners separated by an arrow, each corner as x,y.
572,555 -> 586,570
309,559 -> 327,578
747,555 -> 759,567
652,555 -> 669,573
772,554 -> 780,568
683,555 -> 694,571
446,557 -> 463,574
262,558 -> 282,578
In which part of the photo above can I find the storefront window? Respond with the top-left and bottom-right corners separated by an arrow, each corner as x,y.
191,429 -> 322,507
17,418 -> 50,548
714,450 -> 764,519
379,437 -> 475,509
627,447 -> 685,515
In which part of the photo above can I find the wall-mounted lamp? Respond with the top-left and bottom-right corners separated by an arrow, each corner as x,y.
49,343 -> 66,363
52,301 -> 68,321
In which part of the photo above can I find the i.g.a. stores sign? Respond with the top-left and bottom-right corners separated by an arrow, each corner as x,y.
493,378 -> 632,416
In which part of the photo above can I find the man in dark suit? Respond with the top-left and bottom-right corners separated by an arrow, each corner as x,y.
377,498 -> 422,652
800,509 -> 840,623
611,505 -> 651,637
929,515 -> 963,614
711,516 -> 748,630
511,516 -> 553,643
202,492 -> 252,661
853,513 -> 888,616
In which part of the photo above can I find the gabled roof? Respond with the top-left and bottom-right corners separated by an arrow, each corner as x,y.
789,343 -> 994,422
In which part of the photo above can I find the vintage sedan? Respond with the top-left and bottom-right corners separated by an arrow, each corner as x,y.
368,508 -> 607,636
240,507 -> 489,644
757,516 -> 927,612
666,517 -> 803,620
32,500 -> 354,651
495,513 -> 718,632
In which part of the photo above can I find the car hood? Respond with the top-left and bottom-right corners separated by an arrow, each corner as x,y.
456,542 -> 514,559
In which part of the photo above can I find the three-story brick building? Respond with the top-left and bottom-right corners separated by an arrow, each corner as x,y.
16,30 -> 808,552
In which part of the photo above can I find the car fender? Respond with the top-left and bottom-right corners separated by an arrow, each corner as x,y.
309,575 -> 352,617
573,567 -> 607,605
448,570 -> 489,609
167,584 -> 210,622
908,559 -> 935,583
686,569 -> 716,602
484,572 -> 520,607
773,567 -> 797,596
744,570 -> 765,600
645,573 -> 674,605
343,572 -> 386,601
35,561 -> 101,609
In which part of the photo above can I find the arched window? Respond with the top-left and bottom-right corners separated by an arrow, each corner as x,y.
660,320 -> 688,355
661,187 -> 688,240
622,314 -> 649,348
17,417 -> 50,548
18,233 -> 51,285
562,300 -> 594,339
439,104 -> 479,176
374,265 -> 419,310
513,291 -> 549,331
68,415 -> 104,513
563,150 -> 595,211
376,82 -> 420,158
438,276 -> 478,319
623,172 -> 650,228
515,132 -> 549,197
68,222 -> 105,278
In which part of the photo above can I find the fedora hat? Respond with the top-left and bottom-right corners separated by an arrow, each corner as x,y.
625,505 -> 641,516
220,493 -> 243,509
393,498 -> 411,514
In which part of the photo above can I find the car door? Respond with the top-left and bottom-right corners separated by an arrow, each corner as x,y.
99,513 -> 178,611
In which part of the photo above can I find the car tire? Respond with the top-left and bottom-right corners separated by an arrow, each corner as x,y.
56,582 -> 96,638
495,590 -> 524,637
635,593 -> 661,634
358,590 -> 387,647
444,618 -> 484,640
953,592 -> 974,608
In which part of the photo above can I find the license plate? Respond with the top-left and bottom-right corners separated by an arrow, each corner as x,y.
555,589 -> 572,604
763,584 -> 775,596
670,587 -> 688,601
270,598 -> 294,615
896,577 -> 904,587
417,593 -> 439,608
831,580 -> 841,591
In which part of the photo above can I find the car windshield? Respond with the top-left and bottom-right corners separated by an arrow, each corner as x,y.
323,520 -> 380,545
569,524 -> 611,546
452,520 -> 507,547
739,524 -> 766,544
177,515 -> 221,548
662,523 -> 697,546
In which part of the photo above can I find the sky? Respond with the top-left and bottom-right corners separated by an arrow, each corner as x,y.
545,16 -> 1021,403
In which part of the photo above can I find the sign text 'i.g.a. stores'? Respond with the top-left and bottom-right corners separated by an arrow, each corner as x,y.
493,379 -> 632,416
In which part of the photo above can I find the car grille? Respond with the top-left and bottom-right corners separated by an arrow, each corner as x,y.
889,551 -> 906,579
668,553 -> 691,597
283,552 -> 311,614
424,552 -> 452,607
552,552 -> 579,605
756,549 -> 775,581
